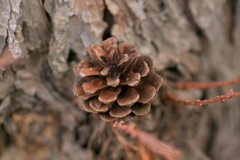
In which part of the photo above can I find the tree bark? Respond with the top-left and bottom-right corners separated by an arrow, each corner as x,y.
0,0 -> 240,160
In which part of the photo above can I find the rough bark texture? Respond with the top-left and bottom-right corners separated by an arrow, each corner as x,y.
0,0 -> 240,160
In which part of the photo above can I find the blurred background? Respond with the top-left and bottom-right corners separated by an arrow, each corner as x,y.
0,0 -> 240,160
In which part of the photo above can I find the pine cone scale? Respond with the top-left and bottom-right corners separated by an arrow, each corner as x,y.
73,81 -> 97,100
101,37 -> 117,60
109,104 -> 132,118
135,84 -> 156,103
121,71 -> 141,86
83,78 -> 107,94
131,103 -> 151,115
132,60 -> 150,77
98,87 -> 121,104
89,99 -> 110,112
141,72 -> 163,91
116,54 -> 129,67
81,100 -> 97,113
117,87 -> 139,106
79,66 -> 103,77
73,61 -> 94,76
98,112 -> 117,122
86,46 -> 104,66
106,76 -> 120,87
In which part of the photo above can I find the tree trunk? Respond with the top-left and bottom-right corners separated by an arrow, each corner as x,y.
0,0 -> 240,160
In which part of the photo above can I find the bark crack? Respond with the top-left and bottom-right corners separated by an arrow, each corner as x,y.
102,1 -> 114,40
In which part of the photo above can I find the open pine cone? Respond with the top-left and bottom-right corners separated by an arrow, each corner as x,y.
73,37 -> 163,122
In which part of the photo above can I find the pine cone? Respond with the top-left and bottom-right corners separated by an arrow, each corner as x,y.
73,37 -> 163,122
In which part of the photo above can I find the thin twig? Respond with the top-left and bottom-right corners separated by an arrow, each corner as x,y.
165,89 -> 240,107
113,121 -> 180,160
138,142 -> 152,160
177,76 -> 240,89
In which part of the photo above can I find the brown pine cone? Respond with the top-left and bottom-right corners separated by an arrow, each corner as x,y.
73,37 -> 163,122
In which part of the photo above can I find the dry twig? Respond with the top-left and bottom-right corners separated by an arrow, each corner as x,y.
113,121 -> 180,160
165,89 -> 240,107
177,77 -> 240,89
